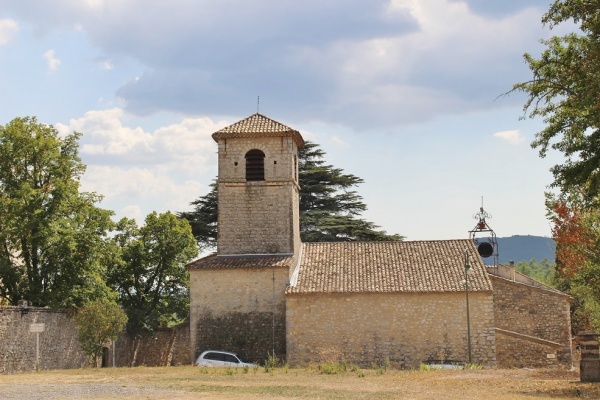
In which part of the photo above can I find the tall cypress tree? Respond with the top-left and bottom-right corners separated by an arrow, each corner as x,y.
179,141 -> 402,250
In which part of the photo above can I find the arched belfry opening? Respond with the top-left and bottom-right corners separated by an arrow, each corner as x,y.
245,149 -> 265,181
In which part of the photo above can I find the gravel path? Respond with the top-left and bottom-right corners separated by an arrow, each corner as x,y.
0,383 -> 187,399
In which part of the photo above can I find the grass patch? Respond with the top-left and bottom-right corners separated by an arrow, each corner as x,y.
0,366 -> 589,400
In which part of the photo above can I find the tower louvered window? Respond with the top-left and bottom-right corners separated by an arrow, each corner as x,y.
245,149 -> 265,181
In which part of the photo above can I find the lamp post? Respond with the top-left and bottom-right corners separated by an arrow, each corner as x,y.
464,250 -> 473,365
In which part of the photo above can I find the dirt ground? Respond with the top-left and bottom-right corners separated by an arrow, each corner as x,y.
0,366 -> 597,400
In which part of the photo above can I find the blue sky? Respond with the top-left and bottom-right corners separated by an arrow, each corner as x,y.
0,0 -> 570,241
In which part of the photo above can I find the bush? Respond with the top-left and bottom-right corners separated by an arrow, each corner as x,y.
75,299 -> 127,366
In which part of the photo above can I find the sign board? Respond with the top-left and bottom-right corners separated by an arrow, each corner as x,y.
29,323 -> 45,333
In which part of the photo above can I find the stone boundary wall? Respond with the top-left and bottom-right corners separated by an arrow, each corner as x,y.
495,328 -> 563,368
1,306 -> 192,373
0,306 -> 87,373
112,321 -> 190,367
490,275 -> 573,368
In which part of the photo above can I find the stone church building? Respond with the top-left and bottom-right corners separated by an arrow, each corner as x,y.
187,113 -> 573,369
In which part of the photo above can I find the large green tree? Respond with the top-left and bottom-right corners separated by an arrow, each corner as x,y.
513,0 -> 600,331
179,141 -> 402,250
512,0 -> 600,206
0,117 -> 115,308
108,211 -> 198,335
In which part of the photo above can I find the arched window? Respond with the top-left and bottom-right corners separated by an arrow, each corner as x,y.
245,149 -> 265,181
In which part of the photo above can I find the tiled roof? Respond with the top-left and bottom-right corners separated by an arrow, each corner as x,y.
187,253 -> 295,270
212,113 -> 304,147
286,240 -> 493,294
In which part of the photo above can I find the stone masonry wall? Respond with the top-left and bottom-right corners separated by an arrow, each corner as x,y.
286,291 -> 496,369
216,136 -> 300,255
495,329 -> 563,368
0,307 -> 87,373
218,182 -> 299,254
1,306 -> 192,372
490,275 -> 573,368
112,321 -> 190,367
189,266 -> 289,364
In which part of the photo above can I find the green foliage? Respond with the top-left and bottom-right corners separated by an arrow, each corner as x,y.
419,363 -> 434,371
514,258 -> 556,286
511,1 -> 600,207
298,142 -> 403,242
512,0 -> 600,333
316,359 -> 365,376
0,116 -> 115,308
75,299 -> 127,366
178,181 -> 217,254
108,211 -> 198,336
318,362 -> 342,375
263,352 -> 279,373
180,141 -> 402,249
464,363 -> 483,370
546,193 -> 600,331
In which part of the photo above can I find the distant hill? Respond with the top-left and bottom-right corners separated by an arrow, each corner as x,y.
494,235 -> 555,264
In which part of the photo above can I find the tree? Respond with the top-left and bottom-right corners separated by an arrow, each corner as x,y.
298,142 -> 403,242
75,299 -> 127,366
514,258 -> 556,285
179,141 -> 402,249
178,181 -> 217,254
0,117 -> 115,308
108,212 -> 198,335
545,192 -> 600,331
511,0 -> 600,206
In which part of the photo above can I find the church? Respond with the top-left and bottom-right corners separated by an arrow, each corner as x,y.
187,113 -> 573,369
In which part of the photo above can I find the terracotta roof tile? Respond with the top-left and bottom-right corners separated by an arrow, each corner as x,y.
286,239 -> 492,294
187,253 -> 295,270
211,113 -> 304,147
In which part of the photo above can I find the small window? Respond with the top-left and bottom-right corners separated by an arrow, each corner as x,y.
245,149 -> 265,181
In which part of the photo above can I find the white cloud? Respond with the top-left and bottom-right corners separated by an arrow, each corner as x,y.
81,165 -> 206,221
493,130 -> 525,145
56,108 -> 223,221
1,0 -> 553,135
59,108 -> 223,171
2,0 -> 548,129
43,49 -> 61,71
0,18 -> 18,45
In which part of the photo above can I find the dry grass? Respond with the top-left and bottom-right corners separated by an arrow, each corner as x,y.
0,365 -> 597,399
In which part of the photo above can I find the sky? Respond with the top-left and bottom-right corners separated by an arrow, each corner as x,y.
0,0 -> 573,242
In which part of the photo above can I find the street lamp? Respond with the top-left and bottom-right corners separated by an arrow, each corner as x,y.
464,250 -> 473,365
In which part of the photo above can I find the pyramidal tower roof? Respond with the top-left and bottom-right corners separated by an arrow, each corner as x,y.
212,113 -> 304,147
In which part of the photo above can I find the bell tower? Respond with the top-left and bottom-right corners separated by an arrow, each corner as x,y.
211,113 -> 304,255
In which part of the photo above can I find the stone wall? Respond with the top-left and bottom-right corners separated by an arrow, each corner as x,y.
286,291 -> 496,369
216,136 -> 301,255
0,306 -> 87,373
189,266 -> 289,364
490,275 -> 573,368
111,321 -> 190,367
495,329 -> 563,368
1,306 -> 192,372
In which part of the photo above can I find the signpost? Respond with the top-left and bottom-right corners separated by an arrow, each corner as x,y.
29,323 -> 45,371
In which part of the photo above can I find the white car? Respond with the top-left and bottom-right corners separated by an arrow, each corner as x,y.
194,350 -> 256,368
